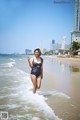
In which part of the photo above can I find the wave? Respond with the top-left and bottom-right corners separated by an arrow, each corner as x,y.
39,90 -> 70,99
0,61 -> 15,68
21,91 -> 62,120
10,58 -> 15,62
7,62 -> 15,67
0,67 -> 62,120
11,69 -> 62,120
19,59 -> 22,60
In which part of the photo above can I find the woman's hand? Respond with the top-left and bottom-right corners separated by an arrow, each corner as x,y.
41,74 -> 43,79
28,57 -> 33,68
28,58 -> 30,62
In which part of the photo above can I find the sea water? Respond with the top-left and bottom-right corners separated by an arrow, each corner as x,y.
0,54 -> 62,120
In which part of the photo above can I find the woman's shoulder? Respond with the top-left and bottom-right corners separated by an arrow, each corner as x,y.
40,57 -> 43,62
40,57 -> 43,60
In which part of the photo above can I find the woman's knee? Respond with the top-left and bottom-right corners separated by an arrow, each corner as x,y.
37,85 -> 41,89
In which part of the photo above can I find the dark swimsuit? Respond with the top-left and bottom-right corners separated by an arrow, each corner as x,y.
31,57 -> 43,77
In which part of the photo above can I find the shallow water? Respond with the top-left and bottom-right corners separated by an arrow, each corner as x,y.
0,55 -> 80,120
42,57 -> 80,120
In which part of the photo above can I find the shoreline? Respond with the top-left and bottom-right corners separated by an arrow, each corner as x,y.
45,55 -> 80,63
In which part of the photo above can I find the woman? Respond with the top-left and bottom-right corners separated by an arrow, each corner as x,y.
28,48 -> 43,94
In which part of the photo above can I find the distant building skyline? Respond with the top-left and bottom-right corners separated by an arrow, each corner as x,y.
50,43 -> 61,51
25,49 -> 32,54
50,37 -> 70,51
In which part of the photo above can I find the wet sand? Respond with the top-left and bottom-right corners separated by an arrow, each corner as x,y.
45,55 -> 80,63
40,56 -> 80,120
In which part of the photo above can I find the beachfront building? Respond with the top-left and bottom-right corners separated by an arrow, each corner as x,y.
43,49 -> 47,54
61,36 -> 70,49
58,36 -> 70,55
50,40 -> 61,54
50,43 -> 61,52
71,0 -> 80,43
25,49 -> 32,54
50,40 -> 61,51
61,36 -> 66,49
50,38 -> 70,55
52,40 -> 55,44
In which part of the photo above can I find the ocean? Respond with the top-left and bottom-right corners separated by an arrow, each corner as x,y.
0,54 -> 80,120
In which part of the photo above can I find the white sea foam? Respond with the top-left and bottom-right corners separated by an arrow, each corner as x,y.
7,62 -> 15,67
39,90 -> 70,99
0,96 -> 5,99
0,62 -> 15,68
19,59 -> 22,60
8,104 -> 20,109
0,67 -> 62,120
22,91 -> 62,120
13,69 -> 62,120
10,58 -> 15,62
17,90 -> 62,120
32,117 -> 40,120
48,90 -> 70,99
0,104 -> 19,109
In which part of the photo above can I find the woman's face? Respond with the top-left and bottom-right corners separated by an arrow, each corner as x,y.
34,50 -> 40,57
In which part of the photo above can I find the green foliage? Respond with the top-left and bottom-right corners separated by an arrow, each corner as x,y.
71,41 -> 80,51
44,51 -> 49,55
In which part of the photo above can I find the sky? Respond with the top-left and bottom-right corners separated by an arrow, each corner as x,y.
0,0 -> 75,54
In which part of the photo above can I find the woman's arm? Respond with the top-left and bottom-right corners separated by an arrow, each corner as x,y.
28,58 -> 33,68
41,59 -> 43,79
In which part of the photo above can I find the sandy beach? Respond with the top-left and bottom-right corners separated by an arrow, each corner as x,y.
45,55 -> 80,63
41,56 -> 80,120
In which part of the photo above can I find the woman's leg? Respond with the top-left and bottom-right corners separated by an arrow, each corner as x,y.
30,74 -> 37,94
36,76 -> 42,89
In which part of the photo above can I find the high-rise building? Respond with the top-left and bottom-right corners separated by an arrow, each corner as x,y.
71,0 -> 80,42
74,0 -> 80,31
50,43 -> 61,51
43,49 -> 47,54
52,40 -> 55,44
50,40 -> 61,50
61,36 -> 66,49
25,49 -> 32,54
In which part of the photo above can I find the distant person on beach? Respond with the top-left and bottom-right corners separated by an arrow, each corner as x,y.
28,48 -> 43,94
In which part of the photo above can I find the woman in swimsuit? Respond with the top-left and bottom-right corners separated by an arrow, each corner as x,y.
28,48 -> 43,94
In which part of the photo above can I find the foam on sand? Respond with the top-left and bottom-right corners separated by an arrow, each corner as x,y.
14,70 -> 62,120
0,66 -> 62,120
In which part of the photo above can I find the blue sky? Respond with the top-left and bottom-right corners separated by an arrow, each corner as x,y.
0,0 -> 74,54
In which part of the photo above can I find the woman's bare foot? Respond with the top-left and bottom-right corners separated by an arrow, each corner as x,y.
29,88 -> 36,94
